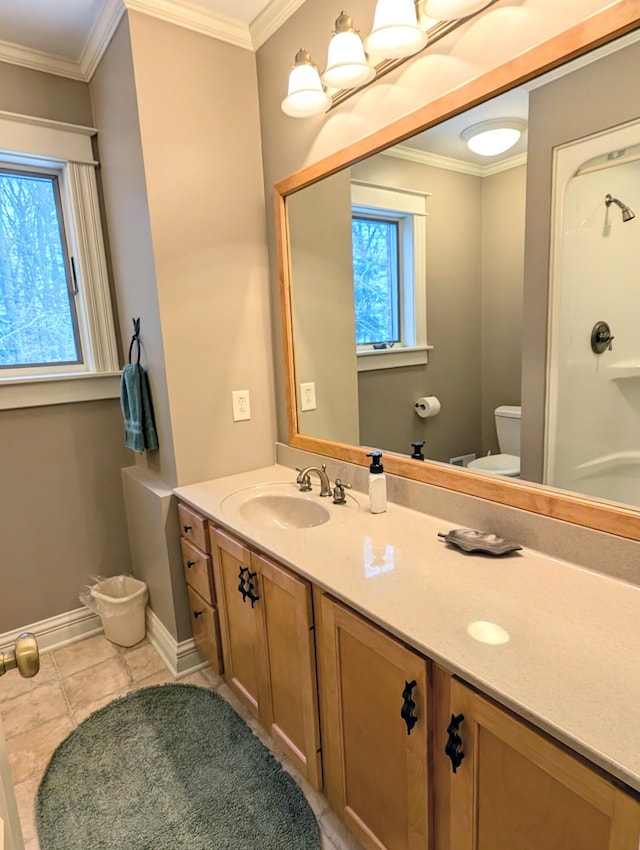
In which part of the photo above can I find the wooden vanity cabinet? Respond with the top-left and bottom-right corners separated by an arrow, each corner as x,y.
434,670 -> 640,850
317,592 -> 430,850
177,502 -> 223,675
210,525 -> 322,789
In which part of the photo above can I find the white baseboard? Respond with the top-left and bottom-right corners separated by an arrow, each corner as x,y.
0,607 -> 102,654
0,607 -> 206,680
145,609 -> 207,679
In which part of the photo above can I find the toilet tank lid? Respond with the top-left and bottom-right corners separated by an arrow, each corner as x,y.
495,405 -> 521,419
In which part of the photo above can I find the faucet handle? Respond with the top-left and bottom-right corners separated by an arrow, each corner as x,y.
332,478 -> 352,504
295,468 -> 312,492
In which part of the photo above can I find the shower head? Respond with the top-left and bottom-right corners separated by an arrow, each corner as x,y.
605,193 -> 636,222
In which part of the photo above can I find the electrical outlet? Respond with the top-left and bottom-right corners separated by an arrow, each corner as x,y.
300,382 -> 317,411
232,390 -> 251,421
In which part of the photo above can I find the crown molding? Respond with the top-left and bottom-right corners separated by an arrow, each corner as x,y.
123,0 -> 252,50
250,0 -> 307,50
383,145 -> 527,177
0,0 -> 312,82
0,37 -> 85,80
80,0 -> 127,79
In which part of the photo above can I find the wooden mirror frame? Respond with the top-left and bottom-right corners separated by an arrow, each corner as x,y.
275,2 -> 640,542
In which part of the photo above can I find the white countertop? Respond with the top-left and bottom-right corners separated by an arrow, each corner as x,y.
175,464 -> 640,793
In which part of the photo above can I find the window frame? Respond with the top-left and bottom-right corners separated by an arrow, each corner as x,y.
0,110 -> 120,409
351,181 -> 431,371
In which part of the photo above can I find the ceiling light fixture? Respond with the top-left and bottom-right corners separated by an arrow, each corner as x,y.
424,0 -> 493,20
365,0 -> 428,60
461,118 -> 527,156
281,49 -> 331,118
322,12 -> 375,89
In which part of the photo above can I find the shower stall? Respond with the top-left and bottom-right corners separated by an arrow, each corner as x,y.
546,121 -> 640,507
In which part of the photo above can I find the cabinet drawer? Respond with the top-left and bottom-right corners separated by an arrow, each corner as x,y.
186,585 -> 223,676
181,538 -> 215,605
178,503 -> 210,553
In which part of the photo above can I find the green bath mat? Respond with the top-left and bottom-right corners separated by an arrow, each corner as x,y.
36,683 -> 320,849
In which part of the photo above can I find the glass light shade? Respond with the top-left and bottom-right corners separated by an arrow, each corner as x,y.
364,0 -> 428,60
281,51 -> 331,118
461,119 -> 527,156
322,30 -> 375,88
424,0 -> 493,20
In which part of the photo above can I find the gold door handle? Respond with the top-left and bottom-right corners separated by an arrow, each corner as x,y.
0,632 -> 40,679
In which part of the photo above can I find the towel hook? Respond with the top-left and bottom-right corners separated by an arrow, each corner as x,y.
128,317 -> 141,365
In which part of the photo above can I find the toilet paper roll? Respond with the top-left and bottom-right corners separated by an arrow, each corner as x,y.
414,396 -> 441,418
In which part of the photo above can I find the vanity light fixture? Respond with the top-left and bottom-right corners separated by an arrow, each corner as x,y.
280,1 -> 497,117
461,118 -> 527,156
281,49 -> 332,118
364,0 -> 428,60
424,0 -> 493,19
322,12 -> 375,89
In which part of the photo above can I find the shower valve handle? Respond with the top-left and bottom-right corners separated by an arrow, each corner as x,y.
591,321 -> 615,354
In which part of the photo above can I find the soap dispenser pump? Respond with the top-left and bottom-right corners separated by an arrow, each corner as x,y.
366,451 -> 387,514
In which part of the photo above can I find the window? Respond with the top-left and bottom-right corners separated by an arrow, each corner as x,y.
0,112 -> 119,409
351,181 -> 430,371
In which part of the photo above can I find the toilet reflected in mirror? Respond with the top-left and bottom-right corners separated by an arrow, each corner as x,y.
467,405 -> 521,477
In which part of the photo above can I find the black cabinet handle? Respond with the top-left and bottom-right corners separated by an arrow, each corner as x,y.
401,680 -> 418,735
445,713 -> 465,773
193,610 -> 204,619
246,571 -> 260,608
183,524 -> 192,533
186,560 -> 196,568
238,566 -> 250,602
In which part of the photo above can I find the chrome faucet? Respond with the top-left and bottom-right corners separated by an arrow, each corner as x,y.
296,464 -> 332,497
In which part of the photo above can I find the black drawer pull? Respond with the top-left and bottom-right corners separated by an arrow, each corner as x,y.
445,713 -> 465,773
183,524 -> 192,533
186,560 -> 196,568
193,610 -> 204,619
401,680 -> 418,735
246,572 -> 260,608
238,566 -> 250,602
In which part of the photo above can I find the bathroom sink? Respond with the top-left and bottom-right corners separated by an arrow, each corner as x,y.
220,482 -> 358,529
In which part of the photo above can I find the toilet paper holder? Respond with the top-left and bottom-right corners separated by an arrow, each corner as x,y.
414,396 -> 441,418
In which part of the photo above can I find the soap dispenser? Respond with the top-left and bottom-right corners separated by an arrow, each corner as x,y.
366,451 -> 387,514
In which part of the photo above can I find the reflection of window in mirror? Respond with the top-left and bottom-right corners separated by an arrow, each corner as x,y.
351,182 -> 430,371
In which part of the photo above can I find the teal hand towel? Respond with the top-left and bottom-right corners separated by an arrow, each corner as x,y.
120,363 -> 159,453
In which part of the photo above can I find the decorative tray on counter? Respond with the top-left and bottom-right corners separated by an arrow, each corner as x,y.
438,528 -> 522,556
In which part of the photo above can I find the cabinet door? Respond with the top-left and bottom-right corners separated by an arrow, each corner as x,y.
442,676 -> 640,850
251,552 -> 322,790
211,527 -> 265,717
319,594 -> 430,850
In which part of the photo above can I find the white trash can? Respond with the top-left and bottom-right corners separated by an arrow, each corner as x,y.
91,576 -> 148,647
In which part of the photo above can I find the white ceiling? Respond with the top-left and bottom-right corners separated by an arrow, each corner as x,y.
0,0 -> 289,77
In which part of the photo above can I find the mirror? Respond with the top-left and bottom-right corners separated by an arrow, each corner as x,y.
276,5 -> 640,541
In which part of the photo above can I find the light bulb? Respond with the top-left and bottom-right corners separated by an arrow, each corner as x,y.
365,0 -> 427,60
281,49 -> 331,118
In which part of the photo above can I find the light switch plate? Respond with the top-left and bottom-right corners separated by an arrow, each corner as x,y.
232,390 -> 251,421
300,382 -> 316,411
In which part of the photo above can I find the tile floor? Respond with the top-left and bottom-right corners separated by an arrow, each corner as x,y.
0,633 -> 364,850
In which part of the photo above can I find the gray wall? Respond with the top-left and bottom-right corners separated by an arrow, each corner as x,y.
481,165 -> 525,453
0,64 -> 132,634
90,12 -> 275,640
288,171 -> 360,445
522,39 -> 640,481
